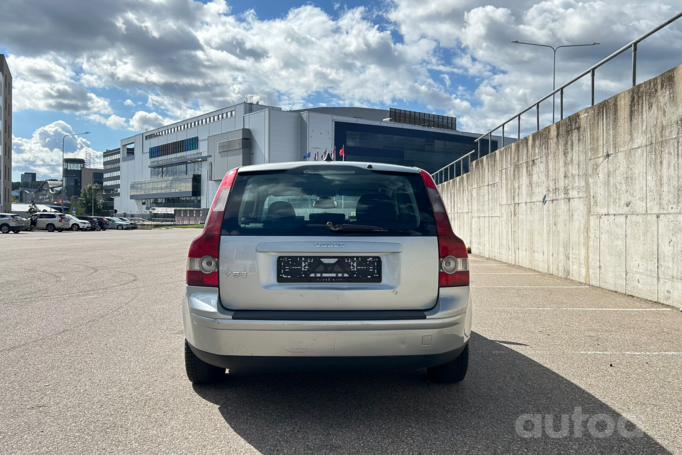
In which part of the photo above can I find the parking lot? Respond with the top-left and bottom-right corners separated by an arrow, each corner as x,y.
1,229 -> 680,454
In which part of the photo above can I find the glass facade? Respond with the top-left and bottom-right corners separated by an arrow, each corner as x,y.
149,137 -> 199,159
334,122 -> 497,174
145,196 -> 201,209
130,175 -> 201,199
389,108 -> 456,131
150,161 -> 202,179
63,159 -> 85,201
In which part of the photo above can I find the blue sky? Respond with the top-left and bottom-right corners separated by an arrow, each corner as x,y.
1,0 -> 680,180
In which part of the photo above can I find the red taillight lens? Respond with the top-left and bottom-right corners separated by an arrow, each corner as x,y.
186,168 -> 239,287
419,169 -> 469,287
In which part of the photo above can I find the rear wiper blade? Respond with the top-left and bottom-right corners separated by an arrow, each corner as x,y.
325,222 -> 410,233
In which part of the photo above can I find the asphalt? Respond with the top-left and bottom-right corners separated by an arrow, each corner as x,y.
0,229 -> 680,454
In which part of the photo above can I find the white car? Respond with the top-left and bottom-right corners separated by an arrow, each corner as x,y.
0,213 -> 29,234
183,162 -> 471,384
64,214 -> 91,231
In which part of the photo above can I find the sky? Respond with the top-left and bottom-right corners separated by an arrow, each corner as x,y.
1,0 -> 681,181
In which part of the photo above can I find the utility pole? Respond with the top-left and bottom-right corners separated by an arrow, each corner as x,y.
511,41 -> 599,123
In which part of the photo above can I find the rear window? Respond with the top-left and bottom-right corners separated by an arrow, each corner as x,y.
222,166 -> 437,236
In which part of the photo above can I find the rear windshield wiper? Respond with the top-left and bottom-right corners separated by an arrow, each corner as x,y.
325,222 -> 410,234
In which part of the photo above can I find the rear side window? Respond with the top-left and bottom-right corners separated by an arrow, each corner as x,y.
222,166 -> 437,236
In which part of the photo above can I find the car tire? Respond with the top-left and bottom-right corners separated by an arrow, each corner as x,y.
46,224 -> 55,232
427,343 -> 469,384
57,229 -> 63,232
72,224 -> 80,231
185,340 -> 225,384
95,225 -> 101,231
0,224 -> 9,234
117,225 -> 123,230
13,230 -> 20,234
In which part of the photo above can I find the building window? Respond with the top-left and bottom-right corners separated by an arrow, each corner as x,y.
334,122 -> 497,175
148,137 -> 199,159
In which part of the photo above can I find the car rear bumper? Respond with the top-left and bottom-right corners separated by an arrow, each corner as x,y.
183,286 -> 471,370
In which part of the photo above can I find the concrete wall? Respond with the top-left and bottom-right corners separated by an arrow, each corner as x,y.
438,64 -> 682,308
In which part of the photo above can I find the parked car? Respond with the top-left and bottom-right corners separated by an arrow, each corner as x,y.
77,216 -> 102,231
64,214 -> 91,231
117,217 -> 138,229
0,213 -> 29,233
105,217 -> 131,230
33,213 -> 70,232
182,162 -> 471,384
90,217 -> 109,231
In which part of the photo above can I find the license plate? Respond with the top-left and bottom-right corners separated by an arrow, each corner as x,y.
277,256 -> 382,283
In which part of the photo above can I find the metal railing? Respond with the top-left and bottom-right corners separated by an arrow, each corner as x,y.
432,11 -> 682,185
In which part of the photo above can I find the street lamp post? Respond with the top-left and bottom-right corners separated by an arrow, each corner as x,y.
511,41 -> 599,124
61,131 -> 90,216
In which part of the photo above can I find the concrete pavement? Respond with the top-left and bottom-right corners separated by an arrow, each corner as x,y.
0,229 -> 680,454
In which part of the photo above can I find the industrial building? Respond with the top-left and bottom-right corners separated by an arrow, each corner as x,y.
115,103 -> 510,216
102,148 -> 121,215
32,158 -> 103,210
21,172 -> 36,184
1,55 -> 12,213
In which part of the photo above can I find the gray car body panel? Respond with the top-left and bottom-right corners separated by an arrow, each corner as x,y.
219,236 -> 439,311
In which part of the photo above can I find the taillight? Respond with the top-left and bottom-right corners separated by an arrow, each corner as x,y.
419,169 -> 469,287
186,168 -> 239,287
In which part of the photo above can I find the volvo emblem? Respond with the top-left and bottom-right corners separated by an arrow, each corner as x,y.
315,242 -> 345,248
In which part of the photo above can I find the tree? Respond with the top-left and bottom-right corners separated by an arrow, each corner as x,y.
78,184 -> 102,216
70,196 -> 82,215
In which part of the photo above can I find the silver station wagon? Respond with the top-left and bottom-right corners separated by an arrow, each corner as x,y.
183,162 -> 471,384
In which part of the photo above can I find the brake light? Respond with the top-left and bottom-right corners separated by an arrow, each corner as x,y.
419,169 -> 469,287
186,168 -> 239,287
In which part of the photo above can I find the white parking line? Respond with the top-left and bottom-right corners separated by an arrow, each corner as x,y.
473,285 -> 590,288
477,308 -> 671,311
492,350 -> 682,355
473,273 -> 540,275
579,351 -> 682,355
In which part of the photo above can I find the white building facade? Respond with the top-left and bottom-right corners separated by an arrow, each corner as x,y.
116,103 -> 509,216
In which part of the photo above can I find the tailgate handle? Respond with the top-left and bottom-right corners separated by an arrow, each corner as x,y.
256,242 -> 403,254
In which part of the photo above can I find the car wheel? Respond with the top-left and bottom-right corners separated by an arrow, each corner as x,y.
46,224 -> 55,232
185,340 -> 224,384
71,224 -> 80,231
117,225 -> 123,230
0,224 -> 9,234
95,225 -> 101,231
427,343 -> 469,384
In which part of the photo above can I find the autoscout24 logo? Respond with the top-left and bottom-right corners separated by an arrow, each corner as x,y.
515,407 -> 643,438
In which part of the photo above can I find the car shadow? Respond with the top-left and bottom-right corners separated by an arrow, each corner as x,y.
192,332 -> 669,454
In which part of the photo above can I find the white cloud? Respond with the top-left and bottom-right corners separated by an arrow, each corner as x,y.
7,55 -> 113,114
0,0 -> 680,137
12,121 -> 102,180
88,114 -> 128,130
129,111 -> 175,131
